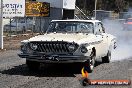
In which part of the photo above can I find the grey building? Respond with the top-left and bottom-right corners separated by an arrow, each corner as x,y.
33,0 -> 76,32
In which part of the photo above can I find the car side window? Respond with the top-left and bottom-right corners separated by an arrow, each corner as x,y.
98,23 -> 103,33
99,22 -> 105,33
95,22 -> 105,34
95,22 -> 100,34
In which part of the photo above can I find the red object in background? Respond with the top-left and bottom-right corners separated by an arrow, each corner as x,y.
123,18 -> 132,30
126,22 -> 132,24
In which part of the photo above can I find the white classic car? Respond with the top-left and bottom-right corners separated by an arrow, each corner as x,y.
18,19 -> 116,72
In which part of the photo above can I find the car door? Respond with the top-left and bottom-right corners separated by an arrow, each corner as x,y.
94,22 -> 108,58
99,22 -> 109,55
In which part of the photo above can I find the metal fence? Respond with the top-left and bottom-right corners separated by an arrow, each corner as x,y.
94,10 -> 132,21
3,17 -> 52,50
3,17 -> 52,35
3,10 -> 131,36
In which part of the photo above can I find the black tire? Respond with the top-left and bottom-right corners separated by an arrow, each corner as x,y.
102,51 -> 111,63
82,78 -> 91,86
82,78 -> 88,86
26,60 -> 40,71
84,55 -> 95,73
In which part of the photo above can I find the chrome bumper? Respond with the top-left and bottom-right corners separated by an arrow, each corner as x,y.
18,53 -> 89,63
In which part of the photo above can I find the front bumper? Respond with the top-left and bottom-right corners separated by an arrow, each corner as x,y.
18,53 -> 89,63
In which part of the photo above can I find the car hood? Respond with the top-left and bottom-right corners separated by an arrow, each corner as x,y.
26,33 -> 98,45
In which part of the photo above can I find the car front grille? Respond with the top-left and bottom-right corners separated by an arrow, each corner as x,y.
29,41 -> 78,54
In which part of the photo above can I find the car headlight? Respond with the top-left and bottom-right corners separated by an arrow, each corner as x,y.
21,44 -> 27,51
30,43 -> 38,50
81,46 -> 88,53
68,44 -> 76,52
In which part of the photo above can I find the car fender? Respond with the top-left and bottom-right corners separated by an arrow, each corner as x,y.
107,34 -> 117,50
85,45 -> 95,57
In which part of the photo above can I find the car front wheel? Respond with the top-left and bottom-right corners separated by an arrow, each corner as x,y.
102,51 -> 111,63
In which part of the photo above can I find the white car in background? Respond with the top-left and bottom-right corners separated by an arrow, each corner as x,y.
18,19 -> 117,72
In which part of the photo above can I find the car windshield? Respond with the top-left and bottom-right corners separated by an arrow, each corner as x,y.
46,21 -> 94,33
